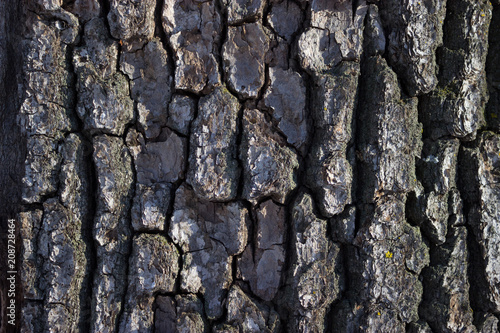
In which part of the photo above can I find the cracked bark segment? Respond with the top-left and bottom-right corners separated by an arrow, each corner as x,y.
310,0 -> 359,31
22,136 -> 61,204
421,0 -> 492,140
278,192 -> 343,333
131,183 -> 171,232
64,0 -> 100,22
24,3 -> 80,43
75,18 -> 118,78
238,200 -> 286,301
119,234 -> 179,333
36,198 -> 90,332
310,0 -> 368,60
307,142 -> 352,217
126,128 -> 183,232
268,0 -> 303,42
169,184 -> 249,319
310,62 -> 359,134
238,245 -> 285,302
170,184 -> 249,255
408,139 -> 460,244
420,227 -> 476,333
357,56 -> 422,203
108,0 -> 155,51
169,184 -> 210,253
187,88 -> 240,201
91,135 -> 134,333
409,189 -> 449,245
175,295 -> 208,333
255,200 -> 286,250
181,241 -> 232,320
241,108 -> 299,205
167,94 -> 196,136
59,133 -> 91,220
330,205 -> 356,244
162,0 -> 221,45
266,35 -> 290,70
261,67 -> 308,153
154,295 -> 208,333
297,28 -> 341,75
162,0 -> 221,94
306,62 -> 359,217
461,132 -> 500,312
341,197 -> 429,331
73,67 -> 134,136
19,210 -> 44,301
55,133 -> 92,325
298,1 -> 367,74
24,133 -> 92,331
222,0 -> 265,25
223,23 -> 269,99
20,17 -> 78,140
73,19 -> 134,136
364,4 -> 386,56
120,38 -> 173,139
379,0 -> 446,96
440,0 -> 491,86
204,203 -> 250,257
418,139 -> 460,195
127,127 -> 187,185
215,285 -> 281,332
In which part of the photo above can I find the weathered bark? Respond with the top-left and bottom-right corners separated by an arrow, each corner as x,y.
1,0 -> 500,332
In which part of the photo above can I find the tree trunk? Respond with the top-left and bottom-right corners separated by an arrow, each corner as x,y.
1,0 -> 500,332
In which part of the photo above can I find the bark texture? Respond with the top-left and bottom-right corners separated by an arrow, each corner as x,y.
1,0 -> 500,332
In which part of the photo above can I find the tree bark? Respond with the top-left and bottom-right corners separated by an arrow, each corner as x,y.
1,0 -> 500,332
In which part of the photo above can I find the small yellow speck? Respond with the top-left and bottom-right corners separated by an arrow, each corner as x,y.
313,291 -> 316,294
421,128 -> 424,133
385,251 -> 393,259
481,13 -> 486,17
377,311 -> 381,316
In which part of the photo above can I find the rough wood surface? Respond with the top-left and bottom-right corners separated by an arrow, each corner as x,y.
1,0 -> 500,332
